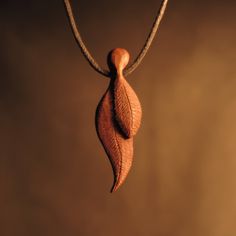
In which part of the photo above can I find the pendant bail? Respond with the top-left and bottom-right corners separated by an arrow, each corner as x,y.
107,48 -> 130,77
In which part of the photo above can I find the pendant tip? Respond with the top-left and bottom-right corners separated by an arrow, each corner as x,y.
110,179 -> 122,193
110,185 -> 118,193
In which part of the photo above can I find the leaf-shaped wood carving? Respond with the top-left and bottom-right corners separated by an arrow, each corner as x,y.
113,76 -> 142,138
96,86 -> 133,192
96,48 -> 142,192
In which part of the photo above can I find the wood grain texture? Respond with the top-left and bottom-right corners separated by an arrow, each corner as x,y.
96,86 -> 133,192
113,75 -> 142,138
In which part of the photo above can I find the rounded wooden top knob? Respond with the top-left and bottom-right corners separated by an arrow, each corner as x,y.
107,48 -> 130,76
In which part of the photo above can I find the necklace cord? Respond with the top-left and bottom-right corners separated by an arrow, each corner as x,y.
63,0 -> 169,77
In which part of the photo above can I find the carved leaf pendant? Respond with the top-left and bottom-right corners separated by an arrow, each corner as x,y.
95,48 -> 142,192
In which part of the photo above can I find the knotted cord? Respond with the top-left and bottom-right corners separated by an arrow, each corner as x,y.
63,0 -> 169,77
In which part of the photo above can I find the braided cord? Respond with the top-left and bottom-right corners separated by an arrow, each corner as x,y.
63,0 -> 169,77
124,0 -> 168,76
64,0 -> 110,77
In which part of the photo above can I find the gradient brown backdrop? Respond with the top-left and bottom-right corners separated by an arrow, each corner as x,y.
1,0 -> 236,235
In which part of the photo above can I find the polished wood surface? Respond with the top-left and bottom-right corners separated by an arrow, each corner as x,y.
96,48 -> 142,192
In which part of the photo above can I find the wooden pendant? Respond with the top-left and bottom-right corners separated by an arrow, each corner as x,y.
96,48 -> 142,192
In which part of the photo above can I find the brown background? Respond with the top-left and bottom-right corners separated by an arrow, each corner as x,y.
1,0 -> 236,235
